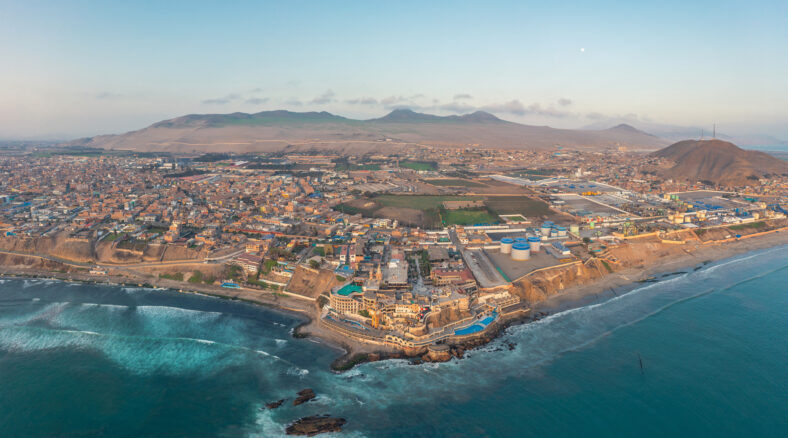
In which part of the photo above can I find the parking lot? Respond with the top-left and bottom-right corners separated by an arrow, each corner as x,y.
461,248 -> 507,288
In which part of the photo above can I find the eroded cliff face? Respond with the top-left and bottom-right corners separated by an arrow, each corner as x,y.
510,260 -> 605,305
604,232 -> 699,269
0,233 -> 208,265
159,244 -> 206,262
0,253 -> 74,271
0,234 -> 95,263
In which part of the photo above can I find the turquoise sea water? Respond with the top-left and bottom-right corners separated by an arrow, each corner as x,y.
1,244 -> 787,437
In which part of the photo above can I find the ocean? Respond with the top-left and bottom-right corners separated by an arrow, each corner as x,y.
1,244 -> 787,437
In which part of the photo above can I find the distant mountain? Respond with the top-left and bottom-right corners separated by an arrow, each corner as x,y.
604,123 -> 657,137
150,110 -> 350,128
67,109 -> 668,153
650,139 -> 788,186
583,120 -> 788,148
371,109 -> 503,123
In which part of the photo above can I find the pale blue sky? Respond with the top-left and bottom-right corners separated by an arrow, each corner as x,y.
1,0 -> 786,140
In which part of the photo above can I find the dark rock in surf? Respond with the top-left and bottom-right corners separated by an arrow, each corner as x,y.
266,399 -> 285,409
293,388 -> 316,406
286,415 -> 347,436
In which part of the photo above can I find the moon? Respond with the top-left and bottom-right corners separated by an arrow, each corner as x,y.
580,47 -> 585,52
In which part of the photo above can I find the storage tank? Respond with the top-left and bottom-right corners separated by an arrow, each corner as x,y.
556,226 -> 567,237
540,223 -> 552,236
527,236 -> 541,252
511,242 -> 531,261
500,238 -> 514,254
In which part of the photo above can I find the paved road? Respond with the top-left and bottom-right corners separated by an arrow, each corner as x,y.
0,248 -> 245,270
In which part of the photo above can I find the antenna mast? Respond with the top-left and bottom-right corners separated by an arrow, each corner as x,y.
713,124 -> 716,139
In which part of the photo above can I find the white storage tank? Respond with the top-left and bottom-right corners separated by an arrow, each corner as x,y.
500,238 -> 514,254
540,223 -> 552,236
556,226 -> 567,237
527,236 -> 541,252
511,242 -> 531,261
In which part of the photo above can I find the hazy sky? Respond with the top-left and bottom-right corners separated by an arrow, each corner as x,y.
1,0 -> 786,140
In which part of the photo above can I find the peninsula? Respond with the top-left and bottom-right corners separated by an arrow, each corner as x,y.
1,134 -> 787,369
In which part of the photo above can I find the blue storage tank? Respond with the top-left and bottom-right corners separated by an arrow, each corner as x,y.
511,242 -> 531,260
500,237 -> 514,254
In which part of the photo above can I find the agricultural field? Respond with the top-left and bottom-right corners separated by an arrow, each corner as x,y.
399,160 -> 437,171
484,196 -> 552,216
335,163 -> 381,171
375,195 -> 473,210
423,178 -> 486,187
335,194 -> 555,228
440,209 -> 499,226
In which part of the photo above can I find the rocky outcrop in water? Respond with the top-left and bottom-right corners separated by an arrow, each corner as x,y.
293,388 -> 316,406
423,343 -> 452,362
286,415 -> 346,436
265,399 -> 284,409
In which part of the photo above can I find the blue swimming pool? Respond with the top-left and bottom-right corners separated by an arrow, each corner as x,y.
454,312 -> 498,336
454,324 -> 484,336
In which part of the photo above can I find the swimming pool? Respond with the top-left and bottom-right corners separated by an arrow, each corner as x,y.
454,312 -> 498,336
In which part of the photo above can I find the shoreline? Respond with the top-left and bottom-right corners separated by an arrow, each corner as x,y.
2,229 -> 787,371
534,229 -> 788,316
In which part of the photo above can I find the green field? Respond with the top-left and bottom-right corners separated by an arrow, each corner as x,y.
424,178 -> 485,187
332,202 -> 379,216
399,160 -> 437,171
336,194 -> 549,229
374,195 -> 473,210
728,221 -> 766,231
335,163 -> 381,171
484,196 -> 552,216
374,195 -> 473,228
501,214 -> 528,222
441,209 -> 499,226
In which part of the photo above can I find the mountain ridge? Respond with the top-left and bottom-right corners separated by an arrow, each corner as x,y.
66,109 -> 669,153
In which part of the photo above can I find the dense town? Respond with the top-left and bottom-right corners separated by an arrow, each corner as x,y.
1,145 -> 787,357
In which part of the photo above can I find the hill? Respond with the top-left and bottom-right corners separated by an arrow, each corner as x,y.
650,139 -> 788,186
66,109 -> 668,154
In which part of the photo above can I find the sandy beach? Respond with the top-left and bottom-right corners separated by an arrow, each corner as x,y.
535,229 -> 788,315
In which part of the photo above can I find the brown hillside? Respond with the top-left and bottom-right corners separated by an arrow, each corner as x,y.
650,139 -> 788,186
